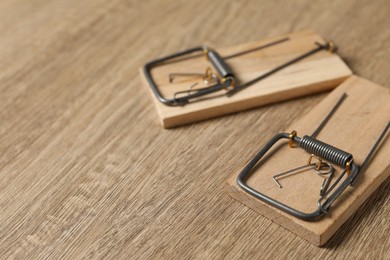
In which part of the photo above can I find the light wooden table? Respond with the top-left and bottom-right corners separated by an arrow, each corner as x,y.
1,0 -> 389,258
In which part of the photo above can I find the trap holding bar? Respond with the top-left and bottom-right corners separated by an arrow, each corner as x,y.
236,93 -> 390,221
237,132 -> 359,220
143,36 -> 336,106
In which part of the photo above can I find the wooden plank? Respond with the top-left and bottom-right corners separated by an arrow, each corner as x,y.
139,30 -> 352,128
225,75 -> 390,246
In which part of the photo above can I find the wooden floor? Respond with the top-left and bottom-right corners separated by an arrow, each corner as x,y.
0,0 -> 389,259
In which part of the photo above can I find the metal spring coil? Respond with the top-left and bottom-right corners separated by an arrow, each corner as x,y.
299,135 -> 353,167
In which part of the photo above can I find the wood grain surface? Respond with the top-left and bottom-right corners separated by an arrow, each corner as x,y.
0,0 -> 389,259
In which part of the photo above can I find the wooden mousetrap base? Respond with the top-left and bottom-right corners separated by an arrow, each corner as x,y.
140,30 -> 352,128
225,76 -> 390,246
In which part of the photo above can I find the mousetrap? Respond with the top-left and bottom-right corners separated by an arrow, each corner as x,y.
225,76 -> 390,246
140,30 -> 352,128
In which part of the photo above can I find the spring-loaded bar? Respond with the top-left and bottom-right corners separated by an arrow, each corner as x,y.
236,93 -> 390,220
144,37 -> 336,106
144,38 -> 288,106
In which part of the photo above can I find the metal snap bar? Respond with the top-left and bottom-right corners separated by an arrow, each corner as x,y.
237,93 -> 390,220
144,38 -> 336,106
